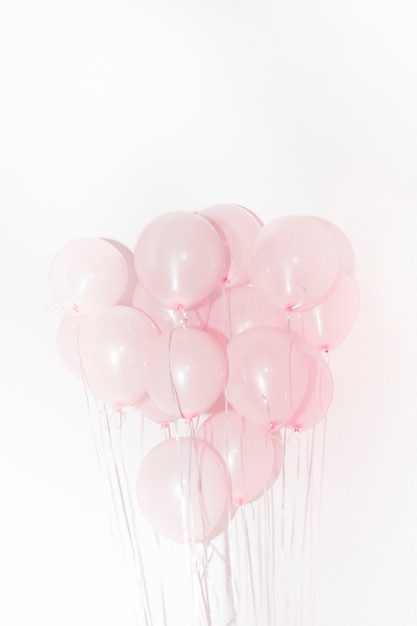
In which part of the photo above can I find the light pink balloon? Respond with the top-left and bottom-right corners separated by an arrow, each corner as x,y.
297,271 -> 360,351
55,313 -> 87,378
144,328 -> 227,420
80,305 -> 159,406
134,211 -> 225,309
136,437 -> 229,543
248,216 -> 339,312
136,395 -> 174,425
311,217 -> 356,274
200,203 -> 262,288
198,410 -> 274,505
286,355 -> 334,431
227,328 -> 309,429
132,281 -> 210,332
48,238 -> 128,316
252,431 -> 284,499
103,239 -> 138,306
207,285 -> 287,341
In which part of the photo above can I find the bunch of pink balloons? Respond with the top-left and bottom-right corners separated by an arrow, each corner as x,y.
49,205 -> 359,543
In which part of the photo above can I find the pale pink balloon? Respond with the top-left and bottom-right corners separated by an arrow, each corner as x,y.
136,394 -> 174,425
286,355 -> 334,431
80,305 -> 159,406
136,437 -> 229,543
252,431 -> 284,499
311,217 -> 356,274
134,211 -> 225,309
55,313 -> 87,378
132,281 -> 210,332
103,239 -> 138,306
297,271 -> 360,351
144,328 -> 227,420
200,203 -> 262,288
227,328 -> 309,429
198,410 -> 274,505
207,285 -> 287,341
248,216 -> 339,311
48,238 -> 128,316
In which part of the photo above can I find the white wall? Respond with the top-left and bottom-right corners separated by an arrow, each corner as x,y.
1,1 -> 417,624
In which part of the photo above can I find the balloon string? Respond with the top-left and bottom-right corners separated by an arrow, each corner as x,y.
103,405 -> 153,626
116,408 -> 154,626
76,329 -> 150,624
154,531 -> 168,626
241,505 -> 258,626
311,409 -> 329,626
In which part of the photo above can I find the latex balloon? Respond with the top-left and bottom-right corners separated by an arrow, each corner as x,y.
207,285 -> 287,341
144,327 -> 227,420
48,238 -> 128,316
311,217 -> 356,274
286,354 -> 334,431
226,328 -> 309,429
200,203 -> 262,288
134,211 -> 225,309
103,239 -> 138,306
248,216 -> 339,311
136,437 -> 229,543
80,305 -> 159,406
298,271 -> 360,351
132,281 -> 210,332
136,395 -> 174,425
198,410 -> 274,505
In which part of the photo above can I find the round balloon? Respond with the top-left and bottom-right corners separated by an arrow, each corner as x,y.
226,328 -> 309,429
136,437 -> 229,543
286,354 -> 333,431
310,217 -> 356,274
80,305 -> 159,406
198,410 -> 274,505
134,211 -> 225,309
297,271 -> 360,351
144,327 -> 227,420
207,285 -> 287,341
48,237 -> 128,316
200,203 -> 262,288
248,216 -> 339,311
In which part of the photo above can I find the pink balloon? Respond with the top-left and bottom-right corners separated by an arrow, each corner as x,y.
48,238 -> 128,316
198,410 -> 274,505
134,211 -> 225,309
80,305 -> 159,406
207,285 -> 287,341
311,217 -> 356,274
252,431 -> 284,499
144,328 -> 227,420
200,203 -> 262,288
132,281 -> 210,332
55,313 -> 87,379
226,328 -> 309,429
103,239 -> 138,306
297,271 -> 360,351
286,355 -> 333,431
136,437 -> 229,543
136,395 -> 174,425
248,216 -> 339,311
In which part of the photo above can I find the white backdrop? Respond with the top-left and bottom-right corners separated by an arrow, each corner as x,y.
1,1 -> 417,625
